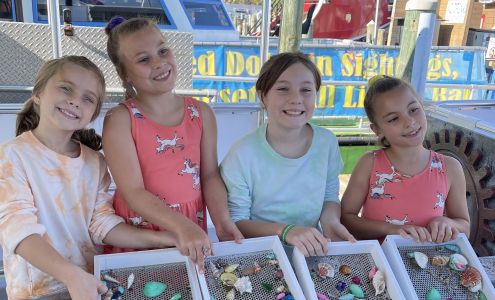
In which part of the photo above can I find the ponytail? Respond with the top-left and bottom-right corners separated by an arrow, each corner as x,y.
72,128 -> 102,151
16,99 -> 40,137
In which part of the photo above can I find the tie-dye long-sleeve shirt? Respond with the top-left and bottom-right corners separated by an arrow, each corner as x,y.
0,131 -> 124,299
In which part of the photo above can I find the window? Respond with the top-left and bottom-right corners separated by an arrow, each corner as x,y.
0,0 -> 14,21
35,0 -> 175,28
181,0 -> 233,30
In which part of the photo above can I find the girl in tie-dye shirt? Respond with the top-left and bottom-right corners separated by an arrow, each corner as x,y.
0,56 -> 176,300
341,76 -> 470,243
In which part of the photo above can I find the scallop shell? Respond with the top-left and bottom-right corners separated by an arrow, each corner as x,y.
431,255 -> 449,267
413,252 -> 428,269
339,264 -> 352,275
318,263 -> 335,278
460,266 -> 482,292
372,270 -> 386,296
234,276 -> 253,295
449,253 -> 468,271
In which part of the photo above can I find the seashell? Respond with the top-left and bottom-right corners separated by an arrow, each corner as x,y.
225,264 -> 240,273
234,276 -> 253,295
127,273 -> 135,290
449,253 -> 468,271
169,292 -> 182,300
209,261 -> 223,278
351,276 -> 361,284
415,252 -> 429,269
339,264 -> 352,275
318,263 -> 335,278
460,267 -> 482,292
241,266 -> 256,276
338,294 -> 354,300
266,259 -> 279,265
220,272 -> 238,287
372,270 -> 386,296
276,293 -> 286,300
368,266 -> 378,279
266,253 -> 276,260
276,285 -> 287,293
431,255 -> 449,267
275,269 -> 284,280
316,292 -> 330,300
425,288 -> 441,300
336,281 -> 347,292
349,283 -> 365,298
103,274 -> 121,285
254,262 -> 261,273
143,281 -> 167,298
226,289 -> 235,300
444,244 -> 461,253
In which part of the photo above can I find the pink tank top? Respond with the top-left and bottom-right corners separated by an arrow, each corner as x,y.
108,97 -> 206,253
361,149 -> 448,228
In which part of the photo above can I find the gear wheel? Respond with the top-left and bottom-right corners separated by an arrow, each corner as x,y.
424,128 -> 495,256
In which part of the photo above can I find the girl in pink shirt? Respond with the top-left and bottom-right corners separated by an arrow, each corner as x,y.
341,76 -> 470,243
0,56 -> 176,299
102,17 -> 242,268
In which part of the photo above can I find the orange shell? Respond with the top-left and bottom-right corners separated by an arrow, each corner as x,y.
460,267 -> 482,289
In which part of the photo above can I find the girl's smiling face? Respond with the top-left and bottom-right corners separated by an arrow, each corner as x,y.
371,86 -> 427,148
34,62 -> 101,132
118,26 -> 177,96
262,62 -> 317,131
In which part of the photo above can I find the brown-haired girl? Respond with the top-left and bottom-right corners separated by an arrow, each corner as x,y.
221,52 -> 355,257
341,75 -> 470,243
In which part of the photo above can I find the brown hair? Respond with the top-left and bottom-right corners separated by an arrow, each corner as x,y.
16,56 -> 106,151
364,75 -> 421,148
105,17 -> 160,99
256,52 -> 321,100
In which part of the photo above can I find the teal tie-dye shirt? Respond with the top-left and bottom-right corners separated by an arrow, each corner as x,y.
220,123 -> 343,228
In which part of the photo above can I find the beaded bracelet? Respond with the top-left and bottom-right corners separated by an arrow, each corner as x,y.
280,224 -> 295,244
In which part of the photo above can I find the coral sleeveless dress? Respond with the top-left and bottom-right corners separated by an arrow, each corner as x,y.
108,97 -> 206,253
361,149 -> 448,228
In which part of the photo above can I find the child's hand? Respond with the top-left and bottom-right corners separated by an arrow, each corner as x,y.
397,225 -> 432,243
174,219 -> 211,273
322,222 -> 357,242
65,268 -> 107,300
286,226 -> 328,257
427,216 -> 459,243
215,219 -> 244,243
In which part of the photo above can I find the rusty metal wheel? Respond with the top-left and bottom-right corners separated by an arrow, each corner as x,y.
424,128 -> 495,256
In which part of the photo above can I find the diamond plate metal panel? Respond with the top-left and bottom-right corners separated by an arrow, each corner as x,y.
0,21 -> 193,103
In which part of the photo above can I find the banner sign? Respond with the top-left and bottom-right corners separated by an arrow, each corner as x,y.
192,45 -> 487,116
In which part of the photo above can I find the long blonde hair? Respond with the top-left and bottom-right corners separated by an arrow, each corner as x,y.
16,56 -> 106,151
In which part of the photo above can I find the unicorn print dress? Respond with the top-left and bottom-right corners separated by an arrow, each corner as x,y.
109,97 -> 206,253
361,149 -> 448,228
